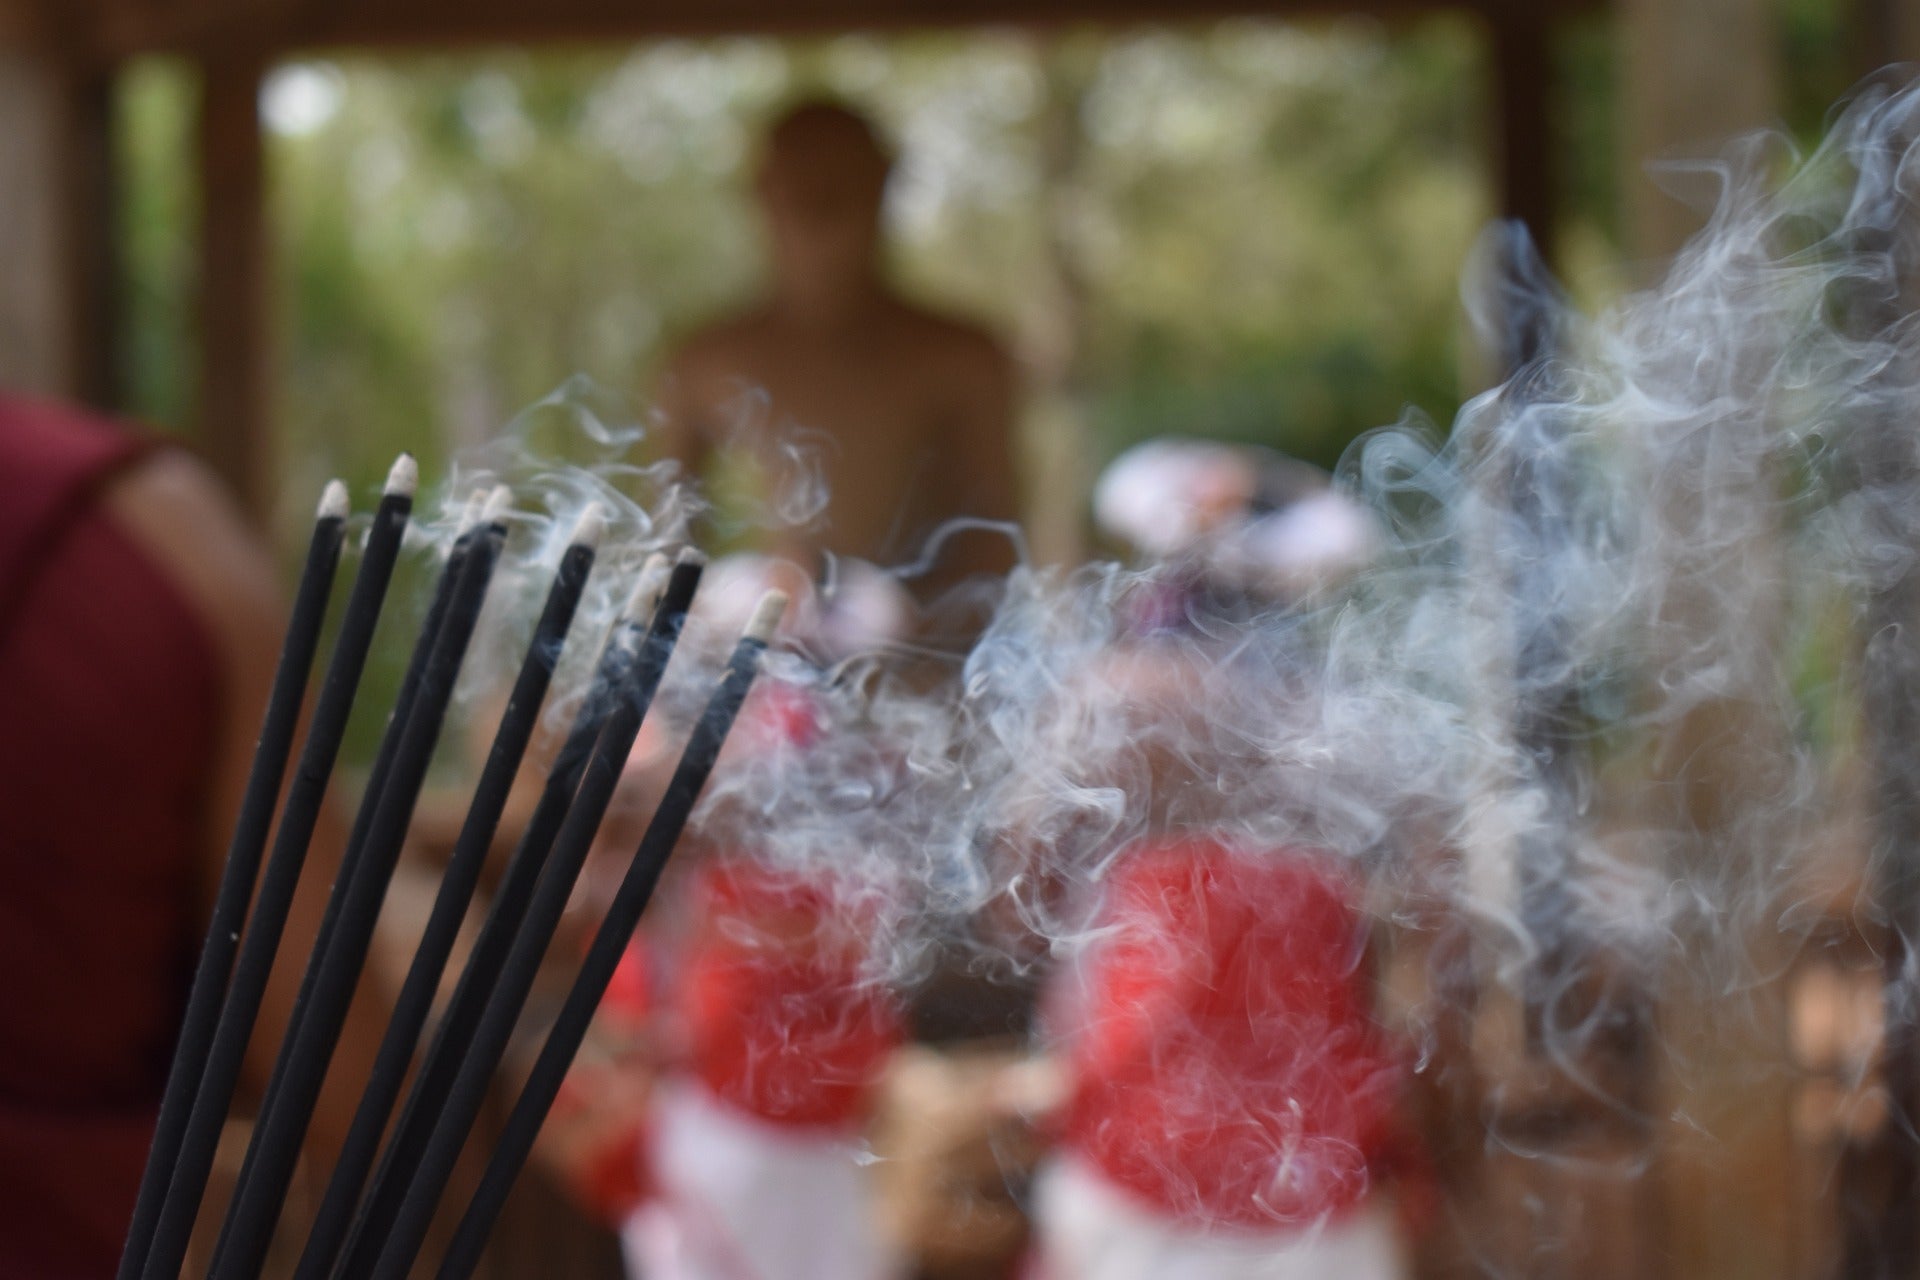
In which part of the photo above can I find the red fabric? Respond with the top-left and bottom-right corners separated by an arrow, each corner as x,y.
677,858 -> 901,1130
0,398 -> 222,1279
1057,837 -> 1403,1231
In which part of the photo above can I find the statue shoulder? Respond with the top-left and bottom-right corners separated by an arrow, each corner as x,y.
891,299 -> 1013,381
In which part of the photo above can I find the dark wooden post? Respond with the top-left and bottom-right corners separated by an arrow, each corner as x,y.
64,60 -> 120,412
0,43 -> 119,406
196,49 -> 271,521
1490,5 -> 1556,285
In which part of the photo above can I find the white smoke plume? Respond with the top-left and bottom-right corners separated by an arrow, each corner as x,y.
362,76 -> 1920,1269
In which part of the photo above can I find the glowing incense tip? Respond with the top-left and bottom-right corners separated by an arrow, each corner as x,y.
384,453 -> 419,497
480,484 -> 513,526
621,554 -> 672,621
317,480 -> 350,521
674,546 -> 707,568
569,502 -> 607,551
744,590 -> 788,643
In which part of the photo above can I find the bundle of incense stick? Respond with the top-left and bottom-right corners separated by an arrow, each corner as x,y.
115,460 -> 785,1280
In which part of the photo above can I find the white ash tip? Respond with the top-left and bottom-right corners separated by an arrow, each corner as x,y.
569,502 -> 607,550
744,591 -> 788,643
480,484 -> 513,525
622,553 -> 672,621
317,479 -> 350,521
384,453 -> 419,497
675,546 -> 708,568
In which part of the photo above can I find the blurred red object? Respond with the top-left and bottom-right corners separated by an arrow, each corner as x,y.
553,1062 -> 654,1223
600,937 -> 656,1030
734,678 -> 826,754
1057,836 -> 1404,1231
679,858 -> 902,1129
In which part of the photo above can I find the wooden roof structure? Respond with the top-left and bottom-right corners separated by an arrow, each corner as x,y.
8,0 -> 1601,55
0,0 -> 1595,515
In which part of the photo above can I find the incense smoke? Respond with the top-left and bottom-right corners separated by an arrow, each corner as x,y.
373,77 -> 1920,1266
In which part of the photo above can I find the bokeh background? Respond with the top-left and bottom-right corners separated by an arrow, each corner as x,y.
100,9 -> 1858,547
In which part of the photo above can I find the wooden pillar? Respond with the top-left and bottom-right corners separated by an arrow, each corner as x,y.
1023,38 -> 1095,569
1614,10 -> 1796,1280
65,63 -> 120,411
1853,0 -> 1920,71
196,50 -> 272,521
1490,7 -> 1556,273
1484,8 -> 1558,380
0,47 -> 119,406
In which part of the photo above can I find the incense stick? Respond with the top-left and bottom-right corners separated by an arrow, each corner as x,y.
329,554 -> 679,1278
317,490 -> 487,966
435,592 -> 785,1280
115,480 -> 350,1280
209,489 -> 514,1280
137,456 -> 417,1280
363,554 -> 706,1280
330,554 -> 683,1280
211,489 -> 484,1263
287,505 -> 604,1280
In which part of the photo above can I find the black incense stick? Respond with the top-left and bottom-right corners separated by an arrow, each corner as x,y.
436,592 -> 785,1280
137,456 -> 417,1280
306,493 -> 486,984
363,554 -> 706,1280
330,554 -> 685,1280
115,479 -> 350,1280
211,491 -> 484,1264
287,505 -> 604,1280
210,489 -> 515,1280
208,489 -> 489,1266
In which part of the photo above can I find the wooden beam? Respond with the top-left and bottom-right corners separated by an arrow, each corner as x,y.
82,0 -> 1604,58
195,48 -> 271,519
0,0 -> 43,48
286,0 -> 1605,49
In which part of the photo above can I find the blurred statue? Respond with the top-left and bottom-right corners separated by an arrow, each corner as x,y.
659,99 -> 1019,600
592,103 -> 1027,1261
